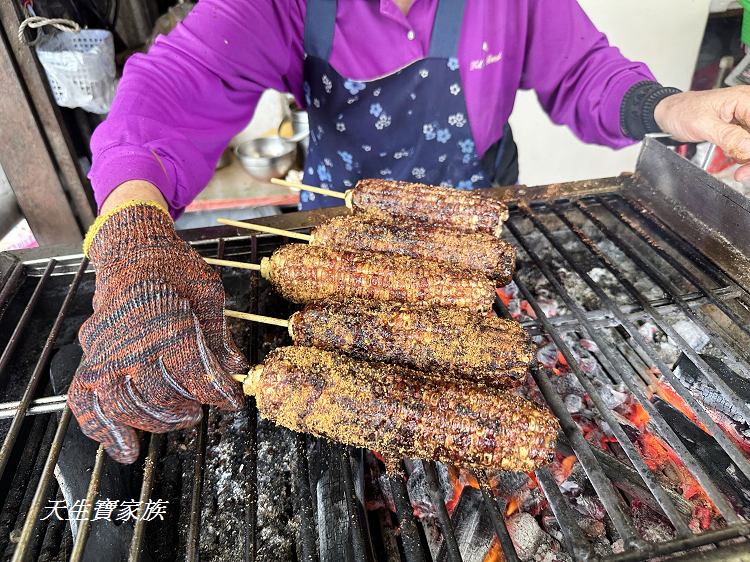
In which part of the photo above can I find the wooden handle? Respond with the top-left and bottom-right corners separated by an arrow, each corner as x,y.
204,257 -> 261,271
224,309 -> 289,328
270,178 -> 351,207
217,218 -> 312,242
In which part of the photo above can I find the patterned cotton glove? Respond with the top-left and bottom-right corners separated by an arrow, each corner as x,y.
68,202 -> 248,463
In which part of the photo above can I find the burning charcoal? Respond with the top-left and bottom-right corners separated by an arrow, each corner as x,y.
653,398 -> 750,517
668,319 -> 709,353
490,470 -> 532,495
537,341 -> 560,369
573,496 -> 606,521
591,538 -> 614,558
638,321 -> 659,341
436,487 -> 495,562
404,461 -> 453,519
506,512 -> 547,561
596,382 -> 628,410
631,500 -> 676,544
673,353 -> 750,425
564,394 -> 584,414
576,517 -> 605,540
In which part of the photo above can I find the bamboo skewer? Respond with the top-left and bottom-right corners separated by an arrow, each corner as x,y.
224,309 -> 289,328
270,178 -> 353,206
204,257 -> 261,271
217,218 -> 312,242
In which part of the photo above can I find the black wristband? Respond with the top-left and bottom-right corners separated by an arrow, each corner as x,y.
620,81 -> 682,140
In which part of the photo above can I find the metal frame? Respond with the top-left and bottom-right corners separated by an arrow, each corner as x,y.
1,141 -> 750,560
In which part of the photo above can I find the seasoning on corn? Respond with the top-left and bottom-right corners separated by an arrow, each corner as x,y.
244,346 -> 558,472
259,244 -> 495,312
289,299 -> 532,387
348,179 -> 509,237
310,215 -> 516,283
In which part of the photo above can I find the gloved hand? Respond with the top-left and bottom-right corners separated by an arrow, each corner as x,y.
654,86 -> 750,181
68,202 -> 248,463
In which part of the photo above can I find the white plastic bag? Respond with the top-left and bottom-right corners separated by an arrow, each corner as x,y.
35,29 -> 115,114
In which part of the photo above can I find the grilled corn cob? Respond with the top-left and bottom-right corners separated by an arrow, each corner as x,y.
260,244 -> 495,312
289,299 -> 533,387
310,215 -> 516,283
349,179 -> 509,236
244,346 -> 558,472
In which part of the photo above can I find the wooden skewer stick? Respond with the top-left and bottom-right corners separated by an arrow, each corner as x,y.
204,257 -> 261,271
224,309 -> 290,328
217,218 -> 312,242
270,178 -> 352,207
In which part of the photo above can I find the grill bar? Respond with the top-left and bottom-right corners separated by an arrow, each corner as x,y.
522,312 -> 642,546
130,433 -> 163,561
0,395 -> 67,419
605,521 -> 750,562
0,260 -> 55,376
603,197 -> 750,336
245,235 -> 259,562
535,466 -> 595,560
423,461 -> 463,561
551,203 -> 750,424
514,260 -> 692,535
295,434 -> 319,562
479,486 -> 521,562
519,204 -> 750,483
0,259 -> 24,320
186,406 -> 209,562
10,406 -> 72,562
69,444 -> 106,562
388,471 -> 427,562
0,258 -> 86,482
572,200 -> 750,376
504,217 -> 740,521
341,447 -> 373,561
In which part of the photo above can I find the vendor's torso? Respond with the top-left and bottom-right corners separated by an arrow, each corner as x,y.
299,0 -> 517,209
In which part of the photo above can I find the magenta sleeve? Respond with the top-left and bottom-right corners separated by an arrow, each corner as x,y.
520,0 -> 657,148
88,0 -> 305,216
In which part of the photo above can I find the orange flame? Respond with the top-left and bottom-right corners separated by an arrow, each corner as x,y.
505,497 -> 520,517
560,455 -> 577,480
484,538 -> 506,562
628,402 -> 650,430
496,288 -> 512,307
651,379 -> 708,433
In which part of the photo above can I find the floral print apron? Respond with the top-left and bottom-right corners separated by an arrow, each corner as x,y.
300,0 -> 514,210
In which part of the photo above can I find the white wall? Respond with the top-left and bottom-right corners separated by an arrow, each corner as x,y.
508,0 -> 711,186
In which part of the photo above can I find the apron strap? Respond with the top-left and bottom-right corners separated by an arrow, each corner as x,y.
428,0 -> 467,58
304,0 -> 337,61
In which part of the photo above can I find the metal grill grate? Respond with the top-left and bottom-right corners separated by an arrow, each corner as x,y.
1,150 -> 750,561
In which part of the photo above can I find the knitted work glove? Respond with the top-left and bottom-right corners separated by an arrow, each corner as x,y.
68,202 -> 248,463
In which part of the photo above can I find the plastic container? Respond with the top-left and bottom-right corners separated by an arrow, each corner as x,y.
36,30 -> 115,114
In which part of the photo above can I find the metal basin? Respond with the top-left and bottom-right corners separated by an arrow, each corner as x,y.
235,137 -> 297,182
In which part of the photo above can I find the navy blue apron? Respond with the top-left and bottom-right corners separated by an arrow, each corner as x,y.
299,0 -> 518,210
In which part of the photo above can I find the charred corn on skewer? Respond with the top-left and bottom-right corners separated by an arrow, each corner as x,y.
289,299 -> 532,387
350,179 -> 509,237
244,346 -> 558,472
310,215 -> 516,283
260,244 -> 495,312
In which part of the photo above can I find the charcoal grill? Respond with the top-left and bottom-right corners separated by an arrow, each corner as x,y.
1,138 -> 750,561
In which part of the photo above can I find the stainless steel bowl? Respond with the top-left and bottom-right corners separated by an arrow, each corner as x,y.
235,137 -> 297,181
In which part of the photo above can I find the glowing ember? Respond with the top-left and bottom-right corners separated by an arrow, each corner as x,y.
484,538 -> 505,562
505,497 -> 520,517
648,375 -> 708,432
626,402 -> 650,431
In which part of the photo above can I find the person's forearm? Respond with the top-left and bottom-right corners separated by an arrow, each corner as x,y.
100,180 -> 168,214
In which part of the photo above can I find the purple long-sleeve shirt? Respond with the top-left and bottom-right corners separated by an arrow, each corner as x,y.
90,0 -> 655,216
